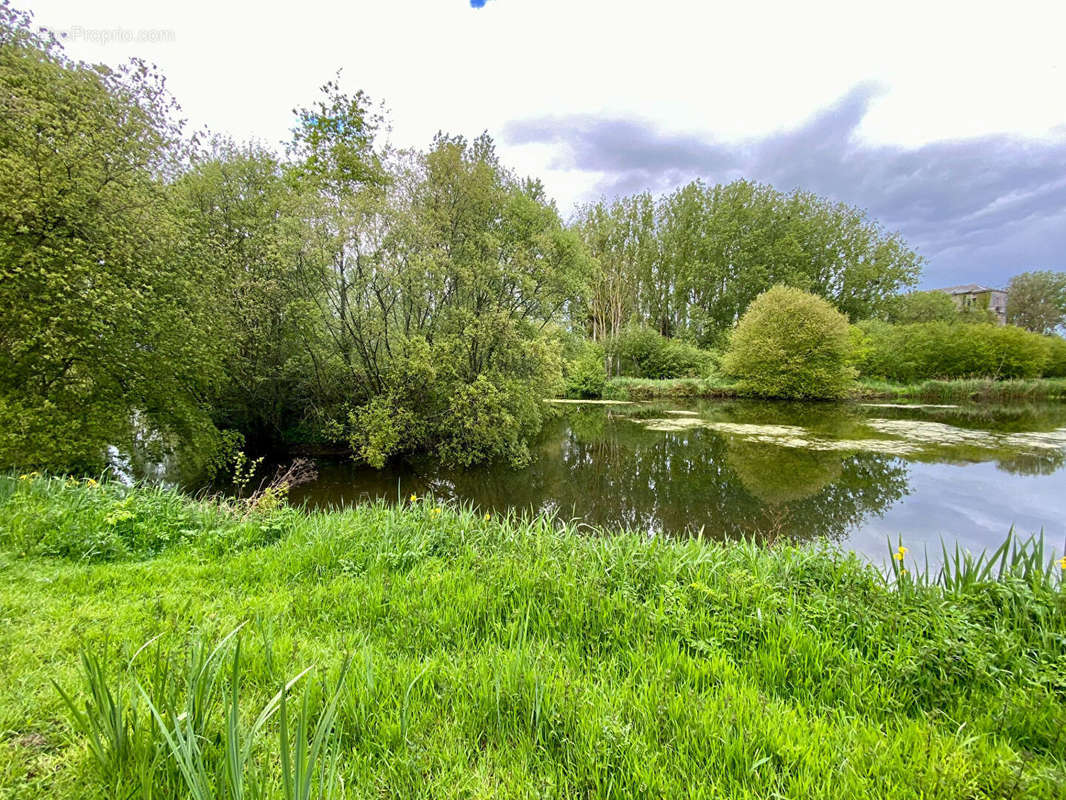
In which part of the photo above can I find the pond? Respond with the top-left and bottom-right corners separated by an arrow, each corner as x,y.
287,399 -> 1066,565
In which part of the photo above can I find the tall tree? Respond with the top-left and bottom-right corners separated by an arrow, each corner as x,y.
574,194 -> 656,341
577,180 -> 922,347
1007,271 -> 1066,334
0,6 -> 218,470
172,140 -> 321,449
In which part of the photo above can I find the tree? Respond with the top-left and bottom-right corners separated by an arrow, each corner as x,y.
882,290 -> 959,324
722,286 -> 855,399
287,127 -> 590,467
573,193 -> 656,342
171,140 -> 322,450
577,180 -> 922,348
1007,271 -> 1066,334
0,6 -> 219,471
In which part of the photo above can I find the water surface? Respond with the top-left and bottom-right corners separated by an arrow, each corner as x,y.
288,400 -> 1066,563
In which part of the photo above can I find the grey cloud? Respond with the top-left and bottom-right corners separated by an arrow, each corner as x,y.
503,85 -> 1066,287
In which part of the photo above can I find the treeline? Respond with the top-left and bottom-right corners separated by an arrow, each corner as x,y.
2,4 -> 1061,476
1,8 -> 587,472
575,182 -> 922,346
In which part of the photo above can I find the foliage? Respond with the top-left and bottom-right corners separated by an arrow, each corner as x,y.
602,376 -> 738,401
881,290 -> 959,323
605,327 -> 714,379
1043,335 -> 1066,378
563,340 -> 607,399
1007,270 -> 1066,334
0,6 -> 588,472
172,140 -> 321,450
577,180 -> 921,346
0,6 -> 219,471
855,320 -> 1053,382
2,477 -> 1065,797
722,286 -> 855,399
315,134 -> 584,467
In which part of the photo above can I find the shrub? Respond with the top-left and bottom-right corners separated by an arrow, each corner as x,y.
855,321 -> 1051,382
721,286 -> 854,399
1042,336 -> 1066,378
563,342 -> 606,398
606,327 -> 713,379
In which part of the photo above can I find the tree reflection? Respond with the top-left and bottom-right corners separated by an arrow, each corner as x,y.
433,409 -> 910,544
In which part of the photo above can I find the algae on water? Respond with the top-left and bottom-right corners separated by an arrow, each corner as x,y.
637,411 -> 1066,461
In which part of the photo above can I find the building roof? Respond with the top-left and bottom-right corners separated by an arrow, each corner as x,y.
934,284 -> 1006,295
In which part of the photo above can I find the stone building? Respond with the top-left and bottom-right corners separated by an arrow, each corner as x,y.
935,284 -> 1008,325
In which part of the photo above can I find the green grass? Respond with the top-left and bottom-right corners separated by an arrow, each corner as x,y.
1,475 -> 1065,798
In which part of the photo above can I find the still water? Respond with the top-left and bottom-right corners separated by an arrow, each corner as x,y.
287,400 -> 1066,563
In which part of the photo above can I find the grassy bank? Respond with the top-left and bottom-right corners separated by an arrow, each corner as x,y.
602,375 -> 740,401
1,477 -> 1065,798
854,377 -> 1066,403
600,375 -> 1066,403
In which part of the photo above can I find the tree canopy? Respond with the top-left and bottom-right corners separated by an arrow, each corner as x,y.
576,180 -> 922,346
1007,271 -> 1066,335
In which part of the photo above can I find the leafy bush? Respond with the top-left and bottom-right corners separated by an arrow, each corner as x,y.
606,327 -> 714,379
346,333 -> 559,469
1043,336 -> 1066,378
855,321 -> 1051,382
563,341 -> 607,399
721,286 -> 855,399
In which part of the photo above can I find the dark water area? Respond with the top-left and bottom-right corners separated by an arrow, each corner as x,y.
284,399 -> 1066,564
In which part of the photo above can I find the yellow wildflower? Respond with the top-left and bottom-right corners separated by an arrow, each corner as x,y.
86,478 -> 99,488
1059,556 -> 1066,571
18,474 -> 28,481
897,545 -> 907,556
900,568 -> 907,576
433,507 -> 442,515
409,494 -> 417,502
484,513 -> 490,521
894,551 -> 904,561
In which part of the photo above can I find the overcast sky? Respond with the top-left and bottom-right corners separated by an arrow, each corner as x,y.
24,0 -> 1066,288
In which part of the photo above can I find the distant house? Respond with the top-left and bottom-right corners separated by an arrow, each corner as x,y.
934,284 -> 1008,325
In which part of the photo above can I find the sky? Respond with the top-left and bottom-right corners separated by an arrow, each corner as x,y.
22,0 -> 1066,288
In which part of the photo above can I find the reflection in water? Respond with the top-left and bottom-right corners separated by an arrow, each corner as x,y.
283,399 -> 1066,556
289,404 -> 915,544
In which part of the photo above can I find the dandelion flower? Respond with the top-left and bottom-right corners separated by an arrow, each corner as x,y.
410,494 -> 417,503
1059,556 -> 1066,571
86,478 -> 99,488
484,513 -> 490,521
894,552 -> 904,561
897,546 -> 908,556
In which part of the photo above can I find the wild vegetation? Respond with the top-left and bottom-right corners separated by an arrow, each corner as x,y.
1,476 -> 1065,799
4,3 -> 1066,474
